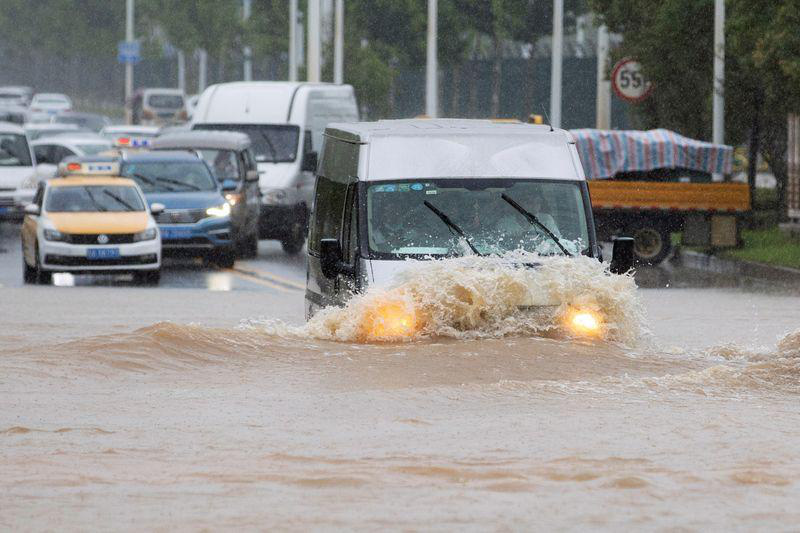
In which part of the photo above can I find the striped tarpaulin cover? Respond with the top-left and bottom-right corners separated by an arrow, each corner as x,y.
569,128 -> 734,180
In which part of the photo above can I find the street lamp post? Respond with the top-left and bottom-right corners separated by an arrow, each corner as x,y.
712,0 -> 725,145
334,0 -> 344,84
289,0 -> 298,81
425,0 -> 438,118
243,0 -> 252,81
307,0 -> 321,82
125,0 -> 134,125
550,0 -> 563,129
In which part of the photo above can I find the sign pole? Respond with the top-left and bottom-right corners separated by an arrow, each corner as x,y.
307,0 -> 321,82
243,0 -> 252,81
712,0 -> 725,145
125,0 -> 134,125
425,0 -> 438,118
333,0 -> 344,84
550,0 -> 563,129
289,0 -> 298,81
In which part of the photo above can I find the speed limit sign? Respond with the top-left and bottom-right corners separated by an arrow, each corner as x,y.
611,58 -> 653,103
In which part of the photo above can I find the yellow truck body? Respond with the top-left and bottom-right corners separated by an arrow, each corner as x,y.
588,181 -> 751,213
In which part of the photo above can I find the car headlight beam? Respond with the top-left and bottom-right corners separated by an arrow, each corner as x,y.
206,203 -> 231,217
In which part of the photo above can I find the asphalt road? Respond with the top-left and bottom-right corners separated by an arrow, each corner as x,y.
0,220 -> 307,294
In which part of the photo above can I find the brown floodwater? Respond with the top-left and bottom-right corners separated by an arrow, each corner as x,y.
2,255 -> 799,531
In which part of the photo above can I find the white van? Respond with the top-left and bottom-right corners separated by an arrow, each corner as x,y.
191,81 -> 359,253
305,119 -> 634,318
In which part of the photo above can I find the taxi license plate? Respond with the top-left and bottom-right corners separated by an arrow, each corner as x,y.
0,207 -> 8,214
161,227 -> 192,239
87,248 -> 120,259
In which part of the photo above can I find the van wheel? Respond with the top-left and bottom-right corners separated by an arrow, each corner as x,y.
281,236 -> 304,255
237,232 -> 259,258
630,224 -> 671,265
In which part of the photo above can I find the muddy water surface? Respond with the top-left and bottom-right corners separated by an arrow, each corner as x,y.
2,256 -> 799,531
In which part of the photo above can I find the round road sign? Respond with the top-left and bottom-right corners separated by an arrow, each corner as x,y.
611,58 -> 653,103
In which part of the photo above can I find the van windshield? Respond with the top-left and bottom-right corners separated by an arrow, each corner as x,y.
366,179 -> 589,257
193,124 -> 299,163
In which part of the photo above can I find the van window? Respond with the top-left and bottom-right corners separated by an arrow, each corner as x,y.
194,124 -> 299,163
309,175 -> 348,254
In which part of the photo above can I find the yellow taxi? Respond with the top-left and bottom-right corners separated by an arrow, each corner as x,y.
20,161 -> 163,284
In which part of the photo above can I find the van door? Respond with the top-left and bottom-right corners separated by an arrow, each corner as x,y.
299,130 -> 316,207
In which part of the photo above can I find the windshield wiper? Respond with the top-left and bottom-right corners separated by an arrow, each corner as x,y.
153,176 -> 202,191
501,193 -> 571,256
102,190 -> 136,211
423,200 -> 481,256
84,187 -> 107,212
256,130 -> 278,162
128,172 -> 175,192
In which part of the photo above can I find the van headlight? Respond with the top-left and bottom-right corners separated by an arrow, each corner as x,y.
206,203 -> 231,217
133,227 -> 158,241
43,228 -> 68,242
565,308 -> 603,336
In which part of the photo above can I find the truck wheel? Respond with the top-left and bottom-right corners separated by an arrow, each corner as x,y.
630,224 -> 671,265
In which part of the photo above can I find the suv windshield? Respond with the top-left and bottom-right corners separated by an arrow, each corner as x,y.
0,133 -> 32,166
147,94 -> 184,109
366,179 -> 589,257
121,161 -> 217,193
194,124 -> 299,163
45,185 -> 145,212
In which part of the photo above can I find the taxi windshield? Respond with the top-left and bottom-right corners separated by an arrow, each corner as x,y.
121,161 -> 217,193
0,133 -> 32,166
45,185 -> 145,212
366,179 -> 589,257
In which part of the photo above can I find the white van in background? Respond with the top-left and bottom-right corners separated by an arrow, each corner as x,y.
191,81 -> 359,254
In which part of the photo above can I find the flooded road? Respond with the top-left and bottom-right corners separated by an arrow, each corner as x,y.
2,225 -> 799,530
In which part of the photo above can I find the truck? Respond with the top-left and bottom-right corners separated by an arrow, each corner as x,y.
571,129 -> 750,264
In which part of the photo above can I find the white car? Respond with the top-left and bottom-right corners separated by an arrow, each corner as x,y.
0,85 -> 33,107
20,162 -> 163,284
24,122 -> 85,141
30,93 -> 72,115
32,135 -> 113,165
0,122 -> 45,220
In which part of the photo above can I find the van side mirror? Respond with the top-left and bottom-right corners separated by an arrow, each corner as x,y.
221,179 -> 238,192
24,203 -> 40,215
320,238 -> 343,279
301,151 -> 318,173
610,237 -> 634,274
150,202 -> 165,215
245,169 -> 259,182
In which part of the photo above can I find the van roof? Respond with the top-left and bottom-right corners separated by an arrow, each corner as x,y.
150,130 -> 251,151
323,119 -> 584,182
195,81 -> 354,124
0,121 -> 25,134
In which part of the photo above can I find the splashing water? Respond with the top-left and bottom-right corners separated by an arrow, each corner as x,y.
253,252 -> 646,344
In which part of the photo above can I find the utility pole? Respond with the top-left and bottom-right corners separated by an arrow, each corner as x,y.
333,0 -> 344,84
177,50 -> 186,92
289,0 -> 298,81
550,0 -> 563,129
198,49 -> 207,94
595,24 -> 611,129
712,0 -> 725,145
243,0 -> 253,81
425,0 -> 438,117
125,0 -> 134,125
307,0 -> 321,82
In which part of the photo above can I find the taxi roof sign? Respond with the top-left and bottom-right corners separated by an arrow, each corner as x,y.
59,161 -> 120,176
114,136 -> 151,149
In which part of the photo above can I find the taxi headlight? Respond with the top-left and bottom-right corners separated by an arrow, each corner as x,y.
133,227 -> 157,242
43,229 -> 68,242
206,203 -> 231,217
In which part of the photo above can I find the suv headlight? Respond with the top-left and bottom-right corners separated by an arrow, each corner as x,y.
133,227 -> 158,242
206,203 -> 231,217
43,229 -> 68,242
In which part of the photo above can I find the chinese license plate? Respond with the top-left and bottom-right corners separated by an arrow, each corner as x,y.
161,227 -> 192,239
86,248 -> 120,259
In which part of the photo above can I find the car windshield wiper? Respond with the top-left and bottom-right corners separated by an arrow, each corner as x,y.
102,189 -> 136,211
500,193 -> 571,256
84,187 -> 107,212
153,176 -> 202,191
128,172 -> 175,192
256,130 -> 279,162
423,200 -> 481,256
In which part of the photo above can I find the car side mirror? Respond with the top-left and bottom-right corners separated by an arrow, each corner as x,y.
245,169 -> 259,182
221,178 -> 238,192
24,203 -> 40,215
610,237 -> 634,274
150,202 -> 165,215
301,151 -> 318,173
